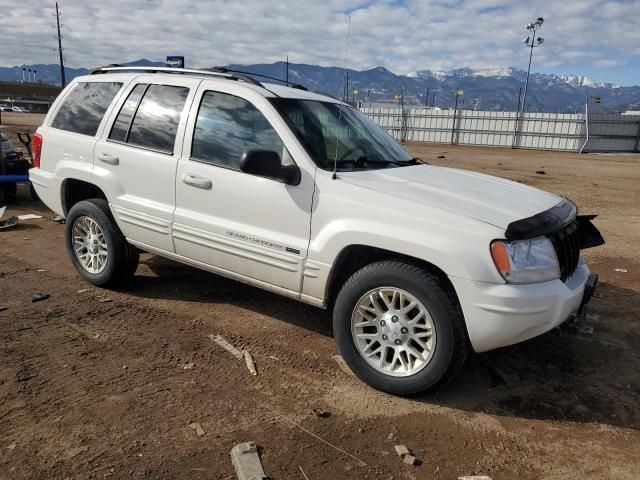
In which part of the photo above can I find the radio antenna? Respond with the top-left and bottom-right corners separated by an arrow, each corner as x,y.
332,15 -> 351,180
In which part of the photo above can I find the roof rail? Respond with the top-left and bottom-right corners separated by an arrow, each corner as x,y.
89,65 -> 263,87
213,67 -> 308,91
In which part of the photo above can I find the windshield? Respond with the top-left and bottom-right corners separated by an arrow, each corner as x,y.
270,98 -> 414,171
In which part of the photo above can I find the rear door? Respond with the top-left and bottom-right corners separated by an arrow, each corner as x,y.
94,76 -> 200,252
173,83 -> 315,293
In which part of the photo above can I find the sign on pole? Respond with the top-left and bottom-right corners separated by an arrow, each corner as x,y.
166,56 -> 185,68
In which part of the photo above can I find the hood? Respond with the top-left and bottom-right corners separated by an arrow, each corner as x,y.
340,165 -> 562,229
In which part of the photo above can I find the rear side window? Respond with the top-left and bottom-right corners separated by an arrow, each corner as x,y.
51,82 -> 122,136
191,91 -> 283,168
109,84 -> 189,154
109,84 -> 147,142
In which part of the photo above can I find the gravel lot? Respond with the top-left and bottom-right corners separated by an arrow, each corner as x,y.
1,115 -> 639,479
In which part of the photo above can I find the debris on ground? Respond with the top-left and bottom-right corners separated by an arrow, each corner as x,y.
312,408 -> 330,418
332,354 -> 356,377
52,215 -> 66,224
256,400 -> 367,467
0,305 -> 8,312
243,350 -> 257,376
299,465 -> 310,480
459,476 -> 493,480
535,170 -> 546,175
15,325 -> 32,332
31,293 -> 49,303
17,214 -> 42,220
394,444 -> 410,457
394,444 -> 419,466
77,288 -> 91,293
209,334 -> 243,360
403,454 -> 418,465
183,362 -> 194,370
438,155 -> 445,158
189,422 -> 205,437
614,268 -> 628,273
7,443 -> 16,450
0,216 -> 18,230
37,269 -> 46,272
579,325 -> 594,335
97,297 -> 113,303
387,432 -> 396,441
230,442 -> 267,480
92,333 -> 101,340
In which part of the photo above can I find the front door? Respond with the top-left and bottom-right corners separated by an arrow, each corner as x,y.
173,85 -> 314,293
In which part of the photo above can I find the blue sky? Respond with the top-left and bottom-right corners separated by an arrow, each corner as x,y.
1,0 -> 639,86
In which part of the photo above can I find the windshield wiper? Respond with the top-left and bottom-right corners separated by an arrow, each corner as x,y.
333,156 -> 415,171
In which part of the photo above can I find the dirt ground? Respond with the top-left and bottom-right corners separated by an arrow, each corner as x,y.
1,115 -> 639,479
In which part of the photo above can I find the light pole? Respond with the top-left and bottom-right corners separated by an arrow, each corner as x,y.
513,17 -> 544,148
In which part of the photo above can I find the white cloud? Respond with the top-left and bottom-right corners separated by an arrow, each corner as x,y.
0,0 -> 638,77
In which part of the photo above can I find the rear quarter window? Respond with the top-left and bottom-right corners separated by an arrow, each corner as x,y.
51,82 -> 123,136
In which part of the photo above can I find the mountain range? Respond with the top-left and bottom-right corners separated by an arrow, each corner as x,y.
2,59 -> 639,113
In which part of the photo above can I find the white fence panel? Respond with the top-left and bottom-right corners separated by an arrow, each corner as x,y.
360,107 -> 640,153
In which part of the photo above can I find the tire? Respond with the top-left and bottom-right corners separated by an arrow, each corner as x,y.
65,198 -> 139,287
333,260 -> 468,395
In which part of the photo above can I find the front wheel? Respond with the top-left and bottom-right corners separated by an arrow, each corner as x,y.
65,199 -> 139,287
333,261 -> 468,395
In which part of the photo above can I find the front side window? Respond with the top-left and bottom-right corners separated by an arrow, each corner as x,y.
270,99 -> 414,171
51,82 -> 123,136
109,84 -> 189,154
191,91 -> 284,168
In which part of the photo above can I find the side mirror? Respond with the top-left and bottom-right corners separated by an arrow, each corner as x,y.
239,149 -> 300,185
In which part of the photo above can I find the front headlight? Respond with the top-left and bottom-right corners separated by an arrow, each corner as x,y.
491,236 -> 560,284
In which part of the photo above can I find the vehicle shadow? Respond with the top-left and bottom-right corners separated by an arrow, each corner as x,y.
130,255 -> 640,431
423,280 -> 640,431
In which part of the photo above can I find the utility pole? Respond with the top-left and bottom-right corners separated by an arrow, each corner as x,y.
425,88 -> 430,107
285,55 -> 289,85
512,17 -> 544,148
54,2 -> 66,87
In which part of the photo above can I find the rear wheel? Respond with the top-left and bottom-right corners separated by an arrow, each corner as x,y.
333,260 -> 468,395
65,199 -> 139,287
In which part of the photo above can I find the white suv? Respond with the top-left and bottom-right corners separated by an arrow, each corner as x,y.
30,66 -> 603,395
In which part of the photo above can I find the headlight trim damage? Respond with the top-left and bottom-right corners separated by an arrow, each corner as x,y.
493,198 -> 605,284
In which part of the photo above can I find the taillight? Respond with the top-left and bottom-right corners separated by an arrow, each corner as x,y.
32,133 -> 43,168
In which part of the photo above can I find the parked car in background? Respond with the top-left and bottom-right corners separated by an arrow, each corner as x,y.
11,106 -> 29,113
0,104 -> 12,112
1,132 -> 14,154
30,66 -> 604,395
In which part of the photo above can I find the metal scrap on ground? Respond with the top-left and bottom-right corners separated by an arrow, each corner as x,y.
230,442 -> 268,480
209,334 -> 243,360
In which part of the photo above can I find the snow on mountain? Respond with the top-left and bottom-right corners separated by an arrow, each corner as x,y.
404,67 -> 616,89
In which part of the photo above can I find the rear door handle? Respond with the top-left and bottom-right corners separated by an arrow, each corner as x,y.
182,173 -> 212,190
98,152 -> 119,165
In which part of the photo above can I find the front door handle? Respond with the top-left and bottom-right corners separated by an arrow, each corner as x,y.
182,173 -> 212,190
98,152 -> 119,165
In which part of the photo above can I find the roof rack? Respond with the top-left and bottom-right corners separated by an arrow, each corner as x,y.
89,65 -> 264,87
